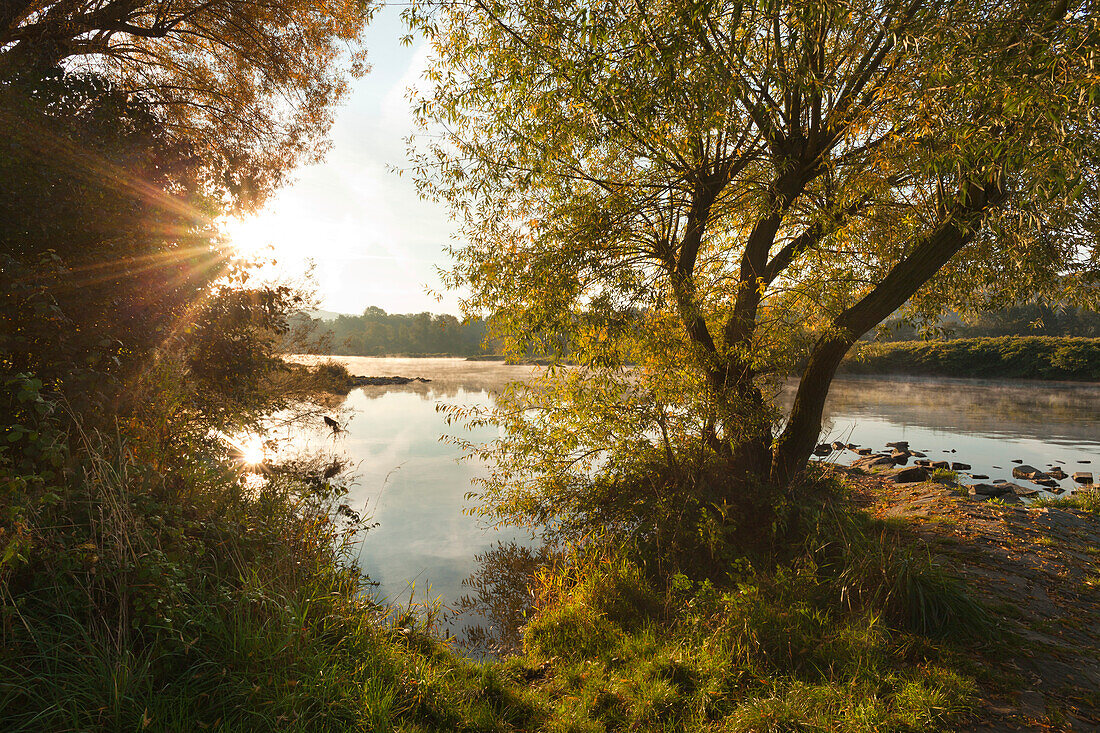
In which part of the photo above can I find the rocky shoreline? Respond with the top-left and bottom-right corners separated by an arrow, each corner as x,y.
816,439 -> 1095,503
837,465 -> 1100,729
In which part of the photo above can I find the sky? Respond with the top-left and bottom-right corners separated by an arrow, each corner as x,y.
224,6 -> 460,317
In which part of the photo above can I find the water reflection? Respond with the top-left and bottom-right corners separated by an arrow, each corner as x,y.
290,355 -> 541,398
328,379 -> 536,613
454,541 -> 551,655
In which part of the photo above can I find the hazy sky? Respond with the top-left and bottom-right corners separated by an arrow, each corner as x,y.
226,6 -> 460,317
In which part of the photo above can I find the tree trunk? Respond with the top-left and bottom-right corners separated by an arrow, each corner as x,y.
769,178 -> 1005,486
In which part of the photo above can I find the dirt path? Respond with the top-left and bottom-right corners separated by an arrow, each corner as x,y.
839,467 -> 1100,731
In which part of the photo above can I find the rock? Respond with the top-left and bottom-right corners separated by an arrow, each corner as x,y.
1003,482 -> 1040,497
972,480 -> 1035,497
1048,468 -> 1067,479
1016,690 -> 1046,721
1056,459 -> 1066,464
853,455 -> 896,469
910,450 -> 926,458
1012,465 -> 1049,480
846,443 -> 859,449
970,474 -> 989,479
1080,459 -> 1092,464
993,478 -> 1007,483
1034,478 -> 1058,488
885,441 -> 909,450
831,441 -> 847,451
992,465 -> 1003,469
893,466 -> 929,483
931,461 -> 951,470
969,485 -> 1023,503
967,483 -> 1009,496
1012,459 -> 1023,464
1072,472 -> 1094,485
914,458 -> 933,467
854,448 -> 873,456
951,462 -> 971,471
1048,487 -> 1065,494
890,451 -> 911,465
814,444 -> 831,456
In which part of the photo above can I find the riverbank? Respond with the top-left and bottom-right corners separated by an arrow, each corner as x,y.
841,336 -> 1100,381
477,466 -> 1100,731
8,421 -> 1097,729
841,465 -> 1100,729
300,336 -> 1100,380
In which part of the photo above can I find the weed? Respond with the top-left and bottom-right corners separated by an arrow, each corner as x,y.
1032,491 -> 1100,515
931,468 -> 959,483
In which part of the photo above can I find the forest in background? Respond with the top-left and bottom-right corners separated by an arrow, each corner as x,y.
288,304 -> 1100,375
288,307 -> 496,356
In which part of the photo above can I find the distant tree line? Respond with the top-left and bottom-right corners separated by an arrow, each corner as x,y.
843,337 -> 1100,381
875,303 -> 1100,341
287,307 -> 498,356
287,302 -> 1100,358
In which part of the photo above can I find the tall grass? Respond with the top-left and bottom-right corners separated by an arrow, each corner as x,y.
1031,490 -> 1100,514
506,495 -> 987,732
0,390 -> 546,731
813,507 -> 991,639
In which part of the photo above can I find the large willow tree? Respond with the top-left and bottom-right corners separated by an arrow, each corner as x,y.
414,0 -> 1098,531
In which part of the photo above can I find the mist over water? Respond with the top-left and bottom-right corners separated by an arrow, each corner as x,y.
808,377 -> 1100,491
284,358 -> 1100,617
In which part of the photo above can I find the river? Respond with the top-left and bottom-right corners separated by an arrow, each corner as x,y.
279,357 -> 1100,622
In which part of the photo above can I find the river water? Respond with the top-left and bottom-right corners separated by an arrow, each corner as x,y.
280,357 -> 1100,615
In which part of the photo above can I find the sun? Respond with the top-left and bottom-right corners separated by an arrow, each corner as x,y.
221,214 -> 276,262
233,435 -> 266,466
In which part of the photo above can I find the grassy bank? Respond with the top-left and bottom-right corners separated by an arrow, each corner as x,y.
495,483 -> 988,732
7,365 -> 1082,731
841,336 -> 1100,380
1,373 -> 989,731
0,371 -> 543,731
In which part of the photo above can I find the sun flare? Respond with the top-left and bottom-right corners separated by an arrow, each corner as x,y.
222,215 -> 276,262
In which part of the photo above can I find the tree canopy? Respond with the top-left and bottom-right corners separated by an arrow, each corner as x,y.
0,70 -> 310,428
413,0 -> 1099,526
1,0 -> 374,207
